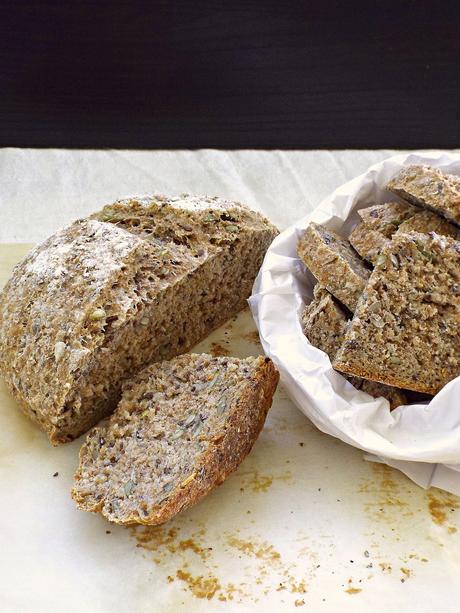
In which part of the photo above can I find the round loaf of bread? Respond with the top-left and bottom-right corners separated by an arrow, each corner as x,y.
0,195 -> 278,444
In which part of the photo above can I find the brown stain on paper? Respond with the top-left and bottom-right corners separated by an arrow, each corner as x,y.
238,469 -> 293,493
209,342 -> 230,357
427,490 -> 460,529
244,331 -> 261,345
130,521 -> 311,604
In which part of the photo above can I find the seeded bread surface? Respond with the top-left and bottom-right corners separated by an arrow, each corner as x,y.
357,202 -> 417,235
388,165 -> 460,226
397,209 -> 460,240
297,222 -> 370,311
301,285 -> 349,357
0,195 -> 278,444
350,205 -> 460,264
71,353 -> 279,525
333,232 -> 460,394
349,223 -> 392,265
301,285 -> 406,409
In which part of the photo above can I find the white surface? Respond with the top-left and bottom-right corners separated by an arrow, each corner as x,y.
1,148 -> 460,613
250,150 -> 460,493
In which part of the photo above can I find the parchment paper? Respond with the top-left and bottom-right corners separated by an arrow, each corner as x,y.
2,149 -> 460,613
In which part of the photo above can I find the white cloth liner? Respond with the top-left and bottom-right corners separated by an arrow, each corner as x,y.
250,150 -> 460,494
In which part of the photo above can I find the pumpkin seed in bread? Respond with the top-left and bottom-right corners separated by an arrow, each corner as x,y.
71,353 -> 279,525
397,209 -> 460,240
0,195 -> 278,444
333,232 -> 460,394
297,222 -> 370,312
349,201 -> 416,264
388,164 -> 460,226
350,205 -> 460,264
301,285 -> 406,409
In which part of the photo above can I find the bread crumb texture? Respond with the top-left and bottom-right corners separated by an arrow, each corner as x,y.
0,195 -> 278,444
72,353 -> 279,525
333,231 -> 460,394
297,222 -> 370,311
388,165 -> 460,226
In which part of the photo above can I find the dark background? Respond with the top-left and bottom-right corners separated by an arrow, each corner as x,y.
1,1 -> 460,149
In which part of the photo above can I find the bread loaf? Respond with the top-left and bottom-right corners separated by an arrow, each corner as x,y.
0,195 -> 278,444
72,353 -> 279,525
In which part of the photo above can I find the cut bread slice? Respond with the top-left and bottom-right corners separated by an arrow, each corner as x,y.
350,201 -> 416,264
333,232 -> 460,394
297,222 -> 370,311
301,285 -> 406,409
387,165 -> 460,226
357,202 -> 416,235
397,209 -> 460,239
72,354 -> 279,525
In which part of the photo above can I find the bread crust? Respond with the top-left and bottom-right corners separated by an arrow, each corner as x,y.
0,196 -> 278,444
297,222 -> 370,312
388,165 -> 460,226
72,356 -> 279,525
333,232 -> 460,395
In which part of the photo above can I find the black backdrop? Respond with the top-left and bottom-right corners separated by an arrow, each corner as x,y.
1,1 -> 460,149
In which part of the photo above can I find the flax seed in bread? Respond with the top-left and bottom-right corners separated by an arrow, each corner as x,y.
350,205 -> 460,264
333,232 -> 460,394
387,165 -> 460,226
0,195 -> 278,444
301,285 -> 406,409
301,284 -> 349,357
349,202 -> 416,264
397,209 -> 460,240
297,222 -> 370,311
71,353 -> 279,525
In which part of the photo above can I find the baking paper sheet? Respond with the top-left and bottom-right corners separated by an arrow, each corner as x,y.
2,149 -> 460,612
250,151 -> 460,493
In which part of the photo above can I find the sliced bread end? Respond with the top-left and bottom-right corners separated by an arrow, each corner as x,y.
71,353 -> 279,525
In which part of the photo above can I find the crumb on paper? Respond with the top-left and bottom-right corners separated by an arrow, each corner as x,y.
209,342 -> 230,357
427,490 -> 460,528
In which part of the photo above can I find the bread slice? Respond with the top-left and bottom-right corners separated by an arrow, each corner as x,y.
357,202 -> 417,234
0,195 -> 278,444
387,165 -> 460,226
397,209 -> 460,240
349,223 -> 392,265
350,205 -> 460,264
349,202 -> 416,264
333,232 -> 460,394
71,353 -> 279,525
297,222 -> 370,311
301,285 -> 406,409
301,284 -> 350,358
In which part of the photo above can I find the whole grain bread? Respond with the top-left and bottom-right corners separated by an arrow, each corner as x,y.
0,195 -> 278,444
71,353 -> 279,525
349,202 -> 416,264
301,284 -> 349,357
357,202 -> 417,233
297,222 -> 370,311
350,202 -> 460,264
333,232 -> 460,394
387,165 -> 460,226
397,209 -> 460,239
301,285 -> 406,409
